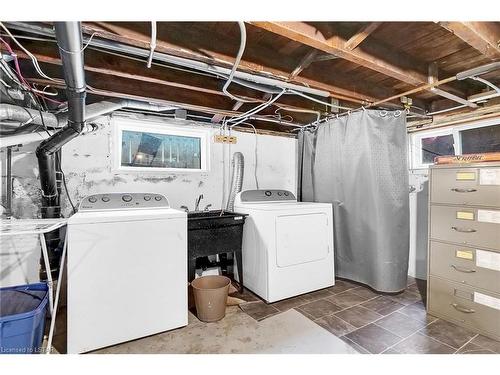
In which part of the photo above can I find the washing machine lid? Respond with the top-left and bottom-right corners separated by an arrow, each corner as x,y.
235,190 -> 331,211
234,201 -> 332,211
68,193 -> 186,224
68,208 -> 186,224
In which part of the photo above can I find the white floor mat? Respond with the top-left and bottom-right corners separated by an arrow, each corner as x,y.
96,307 -> 357,354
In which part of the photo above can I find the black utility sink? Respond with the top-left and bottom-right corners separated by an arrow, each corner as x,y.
187,210 -> 247,291
188,210 -> 246,228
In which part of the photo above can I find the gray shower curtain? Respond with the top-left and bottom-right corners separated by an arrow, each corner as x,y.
299,110 -> 409,292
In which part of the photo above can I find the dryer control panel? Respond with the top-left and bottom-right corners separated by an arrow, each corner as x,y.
79,193 -> 170,211
239,189 -> 296,203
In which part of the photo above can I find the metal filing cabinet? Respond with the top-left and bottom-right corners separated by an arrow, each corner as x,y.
427,162 -> 500,341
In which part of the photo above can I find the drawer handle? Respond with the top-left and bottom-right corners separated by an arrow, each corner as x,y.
451,303 -> 475,314
451,226 -> 477,233
451,188 -> 477,193
450,264 -> 476,273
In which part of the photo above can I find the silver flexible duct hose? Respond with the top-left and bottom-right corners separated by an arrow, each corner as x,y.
0,104 -> 59,128
226,152 -> 244,212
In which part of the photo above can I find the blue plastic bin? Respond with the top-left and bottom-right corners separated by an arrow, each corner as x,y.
0,282 -> 49,354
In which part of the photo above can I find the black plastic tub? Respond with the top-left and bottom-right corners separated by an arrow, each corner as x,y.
187,210 -> 247,289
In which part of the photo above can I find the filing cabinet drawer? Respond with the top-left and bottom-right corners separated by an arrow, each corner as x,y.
428,276 -> 500,340
429,241 -> 500,294
430,205 -> 500,251
430,167 -> 500,207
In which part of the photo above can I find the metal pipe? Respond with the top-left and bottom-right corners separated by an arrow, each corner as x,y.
5,146 -> 12,217
4,22 -> 330,98
472,77 -> 500,94
0,104 -> 59,128
34,22 -> 87,280
456,62 -> 500,80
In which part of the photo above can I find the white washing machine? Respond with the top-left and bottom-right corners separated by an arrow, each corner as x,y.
66,192 -> 187,353
234,189 -> 334,303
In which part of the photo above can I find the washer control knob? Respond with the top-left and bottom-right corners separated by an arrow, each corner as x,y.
265,191 -> 272,197
277,191 -> 282,196
144,195 -> 151,201
154,196 -> 162,201
88,196 -> 97,203
102,196 -> 110,202
284,192 -> 289,196
122,194 -> 133,202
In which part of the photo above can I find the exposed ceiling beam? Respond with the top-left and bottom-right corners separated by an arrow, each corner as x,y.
288,50 -> 318,80
14,48 -> 327,118
249,21 -> 428,86
428,62 -> 477,108
249,21 -> 471,103
4,21 -> 378,105
439,22 -> 500,60
344,22 -> 382,50
211,102 -> 243,123
78,23 -> 372,104
313,53 -> 339,62
26,77 -> 303,134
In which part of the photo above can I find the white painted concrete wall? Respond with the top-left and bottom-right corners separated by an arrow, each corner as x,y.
0,113 -> 297,286
60,114 -> 297,212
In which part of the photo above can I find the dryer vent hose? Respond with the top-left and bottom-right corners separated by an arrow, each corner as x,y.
226,152 -> 244,212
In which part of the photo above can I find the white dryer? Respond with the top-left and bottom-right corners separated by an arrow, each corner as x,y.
234,189 -> 334,303
66,192 -> 187,353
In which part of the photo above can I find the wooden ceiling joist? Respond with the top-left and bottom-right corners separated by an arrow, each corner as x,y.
79,23 -> 373,104
287,50 -> 318,80
344,22 -> 382,50
439,22 -> 500,60
248,21 -> 428,86
14,48 -> 328,120
249,21 -> 475,106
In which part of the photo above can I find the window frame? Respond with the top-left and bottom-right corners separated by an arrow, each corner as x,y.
409,117 -> 500,170
112,117 -> 210,173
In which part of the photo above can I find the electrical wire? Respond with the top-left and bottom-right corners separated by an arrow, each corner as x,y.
0,77 -> 11,88
0,37 -> 64,105
288,88 -> 352,111
0,22 -> 58,82
56,32 -> 97,55
221,22 -> 260,104
32,84 -> 59,96
146,22 -> 157,69
228,88 -> 288,127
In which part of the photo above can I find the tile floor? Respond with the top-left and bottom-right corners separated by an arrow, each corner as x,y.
238,277 -> 500,354
51,276 -> 500,354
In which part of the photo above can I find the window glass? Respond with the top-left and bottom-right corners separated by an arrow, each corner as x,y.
121,130 -> 201,169
460,124 -> 500,154
421,134 -> 455,164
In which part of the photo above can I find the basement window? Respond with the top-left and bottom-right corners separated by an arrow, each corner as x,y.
410,118 -> 500,169
114,118 -> 209,172
460,124 -> 500,154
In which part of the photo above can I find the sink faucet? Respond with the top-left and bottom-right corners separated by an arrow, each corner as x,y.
180,205 -> 189,212
203,204 -> 212,211
194,194 -> 204,211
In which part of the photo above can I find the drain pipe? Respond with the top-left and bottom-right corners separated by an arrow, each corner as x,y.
36,21 -> 86,219
35,21 -> 86,279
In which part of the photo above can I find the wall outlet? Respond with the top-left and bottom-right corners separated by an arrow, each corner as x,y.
214,135 -> 237,144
